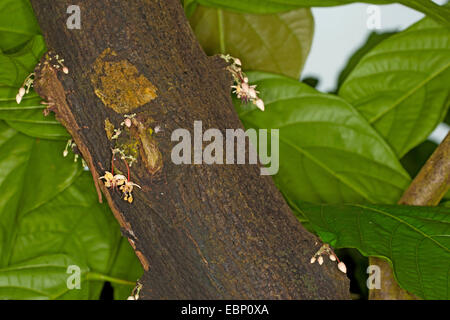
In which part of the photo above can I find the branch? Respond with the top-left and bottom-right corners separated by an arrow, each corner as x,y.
370,133 -> 450,300
29,0 -> 349,299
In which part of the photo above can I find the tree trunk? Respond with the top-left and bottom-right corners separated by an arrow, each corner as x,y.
29,0 -> 349,299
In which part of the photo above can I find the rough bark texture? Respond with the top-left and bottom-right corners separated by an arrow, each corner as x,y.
30,0 -> 349,299
370,133 -> 450,300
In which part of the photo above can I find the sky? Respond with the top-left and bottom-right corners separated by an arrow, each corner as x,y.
300,0 -> 449,144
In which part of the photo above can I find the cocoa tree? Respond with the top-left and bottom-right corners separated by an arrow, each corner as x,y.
26,0 -> 349,299
0,0 -> 448,300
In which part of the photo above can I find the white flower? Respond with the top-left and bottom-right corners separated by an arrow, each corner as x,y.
99,171 -> 126,188
16,86 -> 26,104
120,180 -> 141,203
231,84 -> 241,95
234,83 -> 260,104
223,55 -> 264,112
241,82 -> 250,93
124,118 -> 132,128
248,87 -> 258,100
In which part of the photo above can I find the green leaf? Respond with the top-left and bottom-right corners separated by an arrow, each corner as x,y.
183,0 -> 199,18
336,31 -> 396,92
0,0 -> 41,53
0,123 -> 81,267
0,123 -> 141,299
0,254 -> 91,299
0,90 -> 69,140
194,0 -> 450,27
235,71 -> 410,204
189,6 -> 313,79
295,202 -> 450,300
0,35 -> 45,87
9,174 -> 108,268
108,238 -> 144,300
339,17 -> 450,158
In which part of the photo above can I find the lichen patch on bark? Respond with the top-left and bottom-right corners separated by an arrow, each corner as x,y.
91,48 -> 157,113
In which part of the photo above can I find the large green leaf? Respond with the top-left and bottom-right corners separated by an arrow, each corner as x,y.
0,90 -> 69,140
0,122 -> 81,267
339,17 -> 450,158
194,0 -> 450,27
0,0 -> 40,53
189,6 -> 313,79
235,71 -> 410,204
0,123 -> 141,299
0,254 -> 91,299
294,202 -> 450,300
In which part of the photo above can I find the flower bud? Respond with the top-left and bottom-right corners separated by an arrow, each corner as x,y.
16,93 -> 23,104
234,58 -> 242,66
255,99 -> 265,111
329,254 -> 336,261
63,66 -> 69,74
19,87 -> 26,97
127,296 -> 135,300
310,257 -> 316,264
338,262 -> 347,273
318,256 -> 324,265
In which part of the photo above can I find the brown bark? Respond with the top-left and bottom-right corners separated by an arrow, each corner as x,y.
29,0 -> 349,299
398,133 -> 450,206
369,133 -> 450,300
